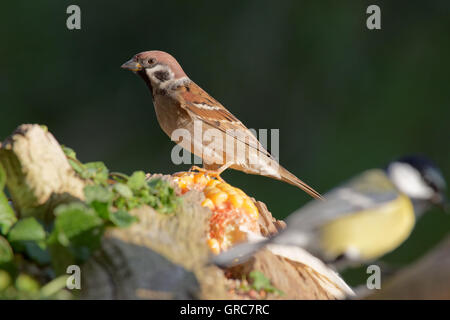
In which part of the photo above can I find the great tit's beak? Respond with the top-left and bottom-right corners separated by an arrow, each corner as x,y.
434,193 -> 449,213
121,59 -> 142,72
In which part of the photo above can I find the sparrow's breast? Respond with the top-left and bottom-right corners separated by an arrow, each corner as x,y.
153,94 -> 191,138
153,93 -> 227,165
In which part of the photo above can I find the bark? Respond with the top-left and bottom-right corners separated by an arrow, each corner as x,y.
0,125 -> 85,220
366,236 -> 450,300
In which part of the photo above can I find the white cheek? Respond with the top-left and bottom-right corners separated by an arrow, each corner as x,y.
388,162 -> 434,199
145,68 -> 153,79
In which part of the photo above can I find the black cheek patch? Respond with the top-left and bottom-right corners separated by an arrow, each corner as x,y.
154,70 -> 171,82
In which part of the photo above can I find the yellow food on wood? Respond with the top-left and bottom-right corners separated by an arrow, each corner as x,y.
173,171 -> 261,254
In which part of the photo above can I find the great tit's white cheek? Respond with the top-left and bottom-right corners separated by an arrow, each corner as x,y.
388,162 -> 434,200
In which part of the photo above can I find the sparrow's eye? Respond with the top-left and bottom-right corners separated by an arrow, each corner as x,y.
147,58 -> 156,65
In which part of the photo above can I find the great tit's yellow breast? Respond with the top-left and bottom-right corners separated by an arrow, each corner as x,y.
319,194 -> 415,261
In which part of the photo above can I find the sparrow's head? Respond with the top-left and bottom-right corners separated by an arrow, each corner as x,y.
387,155 -> 448,212
121,50 -> 187,87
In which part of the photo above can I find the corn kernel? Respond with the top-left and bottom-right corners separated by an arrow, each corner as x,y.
206,179 -> 220,188
229,194 -> 244,208
193,173 -> 208,185
178,181 -> 187,190
209,191 -> 228,207
182,175 -> 194,186
173,171 -> 261,254
243,199 -> 258,219
217,183 -> 231,190
222,185 -> 236,192
204,185 -> 219,195
205,192 -> 221,202
208,238 -> 221,255
201,198 -> 215,210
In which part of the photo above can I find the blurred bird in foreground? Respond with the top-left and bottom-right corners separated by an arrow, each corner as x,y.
213,155 -> 448,269
121,50 -> 321,199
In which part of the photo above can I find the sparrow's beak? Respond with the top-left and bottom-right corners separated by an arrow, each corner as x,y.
121,59 -> 143,72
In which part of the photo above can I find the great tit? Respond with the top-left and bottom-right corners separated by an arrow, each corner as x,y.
213,155 -> 448,268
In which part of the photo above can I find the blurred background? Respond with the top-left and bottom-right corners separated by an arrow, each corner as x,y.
1,1 -> 449,285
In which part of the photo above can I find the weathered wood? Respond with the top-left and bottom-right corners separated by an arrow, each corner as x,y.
81,190 -> 229,299
0,124 -> 85,219
366,236 -> 450,299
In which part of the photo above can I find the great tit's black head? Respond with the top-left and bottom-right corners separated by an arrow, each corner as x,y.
387,155 -> 447,209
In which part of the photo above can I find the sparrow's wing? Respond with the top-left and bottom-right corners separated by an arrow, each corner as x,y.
177,82 -> 323,199
285,169 -> 400,232
178,82 -> 273,159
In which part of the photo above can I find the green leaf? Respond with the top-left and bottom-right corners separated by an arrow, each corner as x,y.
0,163 -> 17,235
110,210 -> 137,228
24,242 -> 51,265
84,185 -> 112,204
15,274 -> 40,293
39,124 -> 48,133
61,145 -> 87,176
53,203 -> 103,248
0,192 -> 16,235
84,185 -> 112,219
0,162 -> 6,189
249,271 -> 270,291
47,237 -> 76,276
249,271 -> 283,295
68,159 -> 85,175
113,183 -> 133,199
109,172 -> 129,184
127,171 -> 146,191
0,270 -> 11,291
61,145 -> 77,159
146,178 -> 180,214
7,217 -> 46,243
83,162 -> 109,184
40,275 -> 69,298
0,236 -> 13,264
7,217 -> 49,264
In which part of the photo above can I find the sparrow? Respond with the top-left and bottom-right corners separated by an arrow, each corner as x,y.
121,50 -> 322,199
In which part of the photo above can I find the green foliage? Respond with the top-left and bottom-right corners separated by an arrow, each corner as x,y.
0,163 -> 16,235
62,147 -> 180,216
110,209 -> 136,228
0,143 -> 181,299
240,271 -> 284,296
146,178 -> 181,215
0,271 -> 71,300
52,203 -> 104,260
8,217 -> 46,243
0,236 -> 13,264
7,217 -> 49,265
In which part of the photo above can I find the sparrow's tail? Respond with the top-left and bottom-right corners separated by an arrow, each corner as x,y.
278,166 -> 323,200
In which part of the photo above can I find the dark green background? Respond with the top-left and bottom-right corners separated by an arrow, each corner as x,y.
1,1 -> 449,284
